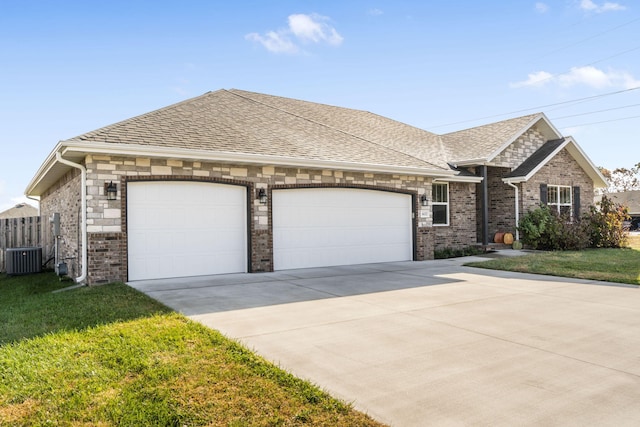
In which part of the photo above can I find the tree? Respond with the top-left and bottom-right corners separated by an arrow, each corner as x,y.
599,163 -> 640,193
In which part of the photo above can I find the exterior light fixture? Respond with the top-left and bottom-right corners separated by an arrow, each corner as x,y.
105,181 -> 118,201
420,194 -> 429,207
257,188 -> 267,205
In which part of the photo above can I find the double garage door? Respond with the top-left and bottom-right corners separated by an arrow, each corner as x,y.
127,182 -> 413,281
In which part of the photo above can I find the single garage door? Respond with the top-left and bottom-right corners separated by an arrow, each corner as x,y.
127,181 -> 247,281
273,188 -> 413,270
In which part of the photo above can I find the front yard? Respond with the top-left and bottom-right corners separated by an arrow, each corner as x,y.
467,235 -> 640,285
0,273 -> 383,426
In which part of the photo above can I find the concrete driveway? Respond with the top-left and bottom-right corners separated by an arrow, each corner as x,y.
128,255 -> 640,426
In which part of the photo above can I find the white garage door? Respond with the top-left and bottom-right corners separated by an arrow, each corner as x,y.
273,188 -> 413,270
127,181 -> 247,281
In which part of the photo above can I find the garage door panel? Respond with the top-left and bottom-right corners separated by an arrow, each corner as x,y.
128,181 -> 247,281
273,188 -> 412,270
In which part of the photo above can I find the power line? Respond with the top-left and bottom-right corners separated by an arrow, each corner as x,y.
428,86 -> 640,129
562,114 -> 640,128
536,16 -> 640,59
551,103 -> 640,120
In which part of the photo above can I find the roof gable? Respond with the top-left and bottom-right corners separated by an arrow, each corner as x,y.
441,113 -> 562,165
504,136 -> 607,188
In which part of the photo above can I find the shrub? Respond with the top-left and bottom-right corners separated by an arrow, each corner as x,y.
584,195 -> 630,248
518,196 -> 628,251
434,245 -> 484,259
518,205 -> 590,250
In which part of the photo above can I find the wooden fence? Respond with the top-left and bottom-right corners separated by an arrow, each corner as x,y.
0,216 -> 41,272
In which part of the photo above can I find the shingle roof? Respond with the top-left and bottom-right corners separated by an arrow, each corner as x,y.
603,190 -> 640,214
441,113 -> 541,163
70,89 -> 450,171
507,138 -> 566,179
0,203 -> 38,219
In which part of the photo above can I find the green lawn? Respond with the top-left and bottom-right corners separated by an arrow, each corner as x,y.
0,273 -> 383,426
467,242 -> 640,286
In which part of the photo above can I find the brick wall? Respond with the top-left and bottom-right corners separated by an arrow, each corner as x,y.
486,167 -> 517,238
521,148 -> 595,216
434,182 -> 477,250
56,155 -> 469,283
40,168 -> 82,276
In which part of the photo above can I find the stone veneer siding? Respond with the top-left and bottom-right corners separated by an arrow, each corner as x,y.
39,168 -> 82,277
44,155 -> 477,284
492,127 -> 547,168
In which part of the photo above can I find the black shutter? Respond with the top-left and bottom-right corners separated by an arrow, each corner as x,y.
540,184 -> 548,205
573,186 -> 581,220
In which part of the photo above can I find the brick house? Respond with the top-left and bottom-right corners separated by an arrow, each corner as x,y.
25,89 -> 606,284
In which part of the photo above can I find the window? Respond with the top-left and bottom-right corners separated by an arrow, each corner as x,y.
547,185 -> 572,218
432,183 -> 449,226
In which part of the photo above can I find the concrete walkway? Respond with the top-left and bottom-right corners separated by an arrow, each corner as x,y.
129,252 -> 640,426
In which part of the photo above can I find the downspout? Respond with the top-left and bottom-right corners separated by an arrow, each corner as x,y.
505,181 -> 520,241
55,152 -> 87,284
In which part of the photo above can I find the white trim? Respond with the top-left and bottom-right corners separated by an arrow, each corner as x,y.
502,137 -> 608,188
61,141 -> 454,176
54,152 -> 87,285
486,113 -> 563,163
506,181 -> 520,241
26,140 -> 467,197
432,182 -> 450,226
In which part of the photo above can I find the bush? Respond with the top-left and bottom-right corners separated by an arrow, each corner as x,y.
518,205 -> 590,250
518,196 -> 629,251
434,245 -> 484,259
585,195 -> 630,248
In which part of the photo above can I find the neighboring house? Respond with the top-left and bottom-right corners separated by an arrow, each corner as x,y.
599,190 -> 640,229
25,89 -> 607,284
0,203 -> 38,219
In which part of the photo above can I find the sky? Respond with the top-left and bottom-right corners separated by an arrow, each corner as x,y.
1,0 -> 639,212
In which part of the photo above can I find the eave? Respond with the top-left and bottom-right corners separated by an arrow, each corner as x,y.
26,141 -> 463,197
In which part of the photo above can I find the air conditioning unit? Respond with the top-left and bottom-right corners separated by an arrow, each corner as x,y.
5,247 -> 42,275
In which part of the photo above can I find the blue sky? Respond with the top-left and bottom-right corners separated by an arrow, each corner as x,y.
1,0 -> 638,211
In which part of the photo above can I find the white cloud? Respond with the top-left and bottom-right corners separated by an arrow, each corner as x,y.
246,13 -> 343,54
510,66 -> 639,89
368,8 -> 383,16
288,14 -> 343,45
245,31 -> 299,54
509,71 -> 553,88
579,0 -> 626,13
535,2 -> 549,13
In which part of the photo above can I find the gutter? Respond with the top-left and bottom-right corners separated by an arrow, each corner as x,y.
55,152 -> 87,284
504,180 -> 520,241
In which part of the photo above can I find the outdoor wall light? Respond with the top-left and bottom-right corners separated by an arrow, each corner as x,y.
420,194 -> 429,207
257,188 -> 268,205
105,181 -> 118,201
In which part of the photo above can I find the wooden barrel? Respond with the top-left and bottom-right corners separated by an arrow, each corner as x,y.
493,232 -> 505,243
503,232 -> 514,245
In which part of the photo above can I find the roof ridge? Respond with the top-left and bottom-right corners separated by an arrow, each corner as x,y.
228,89 -> 446,170
442,112 -> 542,136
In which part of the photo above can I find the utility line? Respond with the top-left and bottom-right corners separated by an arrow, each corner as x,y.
563,114 -> 640,128
551,103 -> 640,120
428,86 -> 640,129
536,16 -> 640,59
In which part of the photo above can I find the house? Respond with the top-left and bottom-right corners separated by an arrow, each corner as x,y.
0,203 -> 38,219
599,190 -> 640,230
25,89 -> 607,284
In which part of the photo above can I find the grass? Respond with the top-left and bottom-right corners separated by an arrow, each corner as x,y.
0,273 -> 383,426
466,236 -> 640,286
